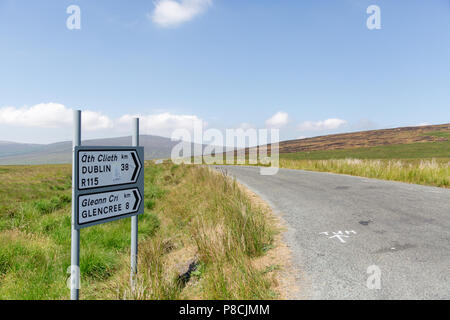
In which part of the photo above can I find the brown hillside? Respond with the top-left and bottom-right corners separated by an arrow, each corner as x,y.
277,123 -> 450,154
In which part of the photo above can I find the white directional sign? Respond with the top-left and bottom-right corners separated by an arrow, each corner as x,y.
77,149 -> 142,190
70,114 -> 144,301
78,188 -> 142,227
74,146 -> 144,229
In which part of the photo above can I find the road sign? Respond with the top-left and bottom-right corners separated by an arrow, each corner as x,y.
77,148 -> 142,190
71,113 -> 144,300
77,188 -> 142,228
73,146 -> 144,230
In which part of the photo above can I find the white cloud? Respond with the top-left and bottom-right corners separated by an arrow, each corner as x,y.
117,112 -> 204,138
150,0 -> 212,28
0,103 -> 113,131
298,118 -> 347,131
265,111 -> 289,128
83,110 -> 114,131
0,103 -> 206,140
0,103 -> 71,128
416,122 -> 431,127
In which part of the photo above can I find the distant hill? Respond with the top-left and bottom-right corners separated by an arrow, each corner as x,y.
276,123 -> 450,154
0,141 -> 44,158
0,135 -> 199,165
2,124 -> 449,165
228,123 -> 450,161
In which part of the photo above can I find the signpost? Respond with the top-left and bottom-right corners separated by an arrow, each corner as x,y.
77,149 -> 142,190
77,188 -> 142,227
73,146 -> 144,230
71,111 -> 144,300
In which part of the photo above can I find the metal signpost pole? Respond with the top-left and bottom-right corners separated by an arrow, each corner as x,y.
71,110 -> 81,300
130,118 -> 139,290
70,114 -> 143,299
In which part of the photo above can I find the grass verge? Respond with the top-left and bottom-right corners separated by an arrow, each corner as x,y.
214,140 -> 450,188
279,158 -> 449,188
0,162 -> 280,299
277,140 -> 449,188
115,163 -> 278,300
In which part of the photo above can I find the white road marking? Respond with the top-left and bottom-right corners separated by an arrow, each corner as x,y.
320,230 -> 357,243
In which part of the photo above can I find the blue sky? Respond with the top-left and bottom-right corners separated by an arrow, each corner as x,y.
0,0 -> 449,144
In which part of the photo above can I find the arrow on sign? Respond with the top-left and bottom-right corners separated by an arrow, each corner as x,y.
131,152 -> 139,181
77,149 -> 142,190
132,189 -> 139,210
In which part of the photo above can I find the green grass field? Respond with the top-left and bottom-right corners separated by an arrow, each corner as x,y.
214,138 -> 449,188
0,164 -> 161,299
0,163 -> 278,300
278,140 -> 449,188
421,131 -> 450,139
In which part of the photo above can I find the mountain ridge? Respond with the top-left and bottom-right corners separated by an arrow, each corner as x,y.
1,124 -> 449,165
0,135 -> 189,165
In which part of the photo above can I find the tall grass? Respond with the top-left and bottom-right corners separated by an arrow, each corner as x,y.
116,164 -> 276,300
190,169 -> 274,299
279,158 -> 449,188
192,170 -> 271,261
118,236 -> 181,300
0,164 -> 162,299
0,162 -> 277,300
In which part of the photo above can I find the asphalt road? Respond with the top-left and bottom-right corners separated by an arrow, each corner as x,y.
213,166 -> 450,300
